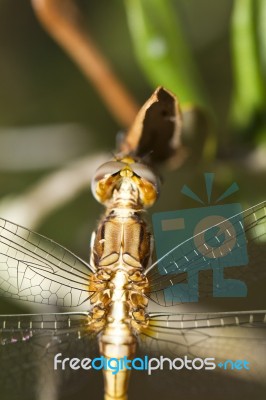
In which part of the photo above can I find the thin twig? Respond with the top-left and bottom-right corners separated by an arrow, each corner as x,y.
31,0 -> 139,128
0,152 -> 109,229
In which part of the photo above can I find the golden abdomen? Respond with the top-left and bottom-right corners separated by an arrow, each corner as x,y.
89,209 -> 151,400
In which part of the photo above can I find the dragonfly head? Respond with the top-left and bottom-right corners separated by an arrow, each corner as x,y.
91,156 -> 160,208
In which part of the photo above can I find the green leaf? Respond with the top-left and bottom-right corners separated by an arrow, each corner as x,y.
258,0 -> 266,86
230,0 -> 266,130
123,0 -> 208,109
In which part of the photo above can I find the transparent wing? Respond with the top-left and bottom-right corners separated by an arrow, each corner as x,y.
139,310 -> 266,370
146,201 -> 266,306
0,218 -> 96,307
0,311 -> 94,345
0,312 -> 100,400
137,310 -> 266,399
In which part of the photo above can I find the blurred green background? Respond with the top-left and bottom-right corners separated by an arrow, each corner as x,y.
0,0 -> 265,399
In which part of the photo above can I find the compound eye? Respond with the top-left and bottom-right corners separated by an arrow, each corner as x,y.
91,161 -> 125,202
92,161 -> 125,183
131,163 -> 161,192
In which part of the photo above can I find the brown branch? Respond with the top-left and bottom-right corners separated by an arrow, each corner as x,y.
31,0 -> 139,128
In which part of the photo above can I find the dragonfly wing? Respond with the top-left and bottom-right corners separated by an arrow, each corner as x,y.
0,218 -> 95,307
0,312 -> 100,400
139,310 -> 266,380
136,311 -> 266,399
146,201 -> 266,306
0,311 -> 95,345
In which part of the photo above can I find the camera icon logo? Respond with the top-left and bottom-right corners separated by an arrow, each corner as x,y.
152,173 -> 248,302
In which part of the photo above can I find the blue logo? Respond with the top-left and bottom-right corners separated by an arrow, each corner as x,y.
152,173 -> 248,302
217,360 -> 250,370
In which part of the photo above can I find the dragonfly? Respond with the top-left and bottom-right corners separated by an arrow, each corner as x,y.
0,88 -> 265,400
